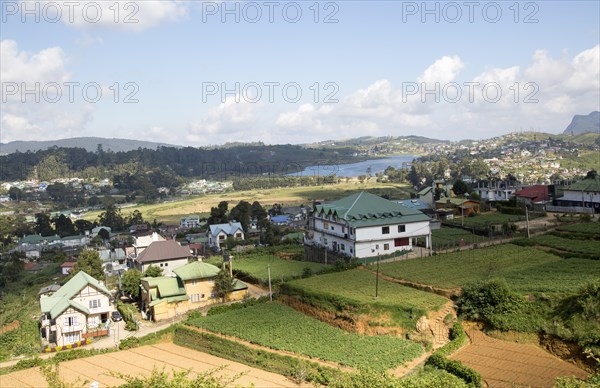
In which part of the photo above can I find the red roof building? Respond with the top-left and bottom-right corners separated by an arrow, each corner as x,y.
513,185 -> 550,204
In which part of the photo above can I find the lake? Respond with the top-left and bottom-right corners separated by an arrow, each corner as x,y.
288,155 -> 417,178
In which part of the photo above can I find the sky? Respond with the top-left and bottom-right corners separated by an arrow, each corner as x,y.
1,0 -> 599,146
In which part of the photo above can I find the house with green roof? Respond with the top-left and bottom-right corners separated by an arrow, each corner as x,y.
306,191 -> 431,259
140,261 -> 248,321
39,271 -> 114,347
554,178 -> 600,213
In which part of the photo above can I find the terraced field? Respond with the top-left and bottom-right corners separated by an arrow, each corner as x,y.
187,302 -> 424,370
379,244 -> 600,294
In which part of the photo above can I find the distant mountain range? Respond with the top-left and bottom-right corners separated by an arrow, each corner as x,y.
563,111 -> 600,135
0,137 -> 180,154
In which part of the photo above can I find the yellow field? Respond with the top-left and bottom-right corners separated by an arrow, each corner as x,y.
84,180 -> 412,224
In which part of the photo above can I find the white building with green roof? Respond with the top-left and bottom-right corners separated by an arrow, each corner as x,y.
39,271 -> 114,347
305,192 -> 431,259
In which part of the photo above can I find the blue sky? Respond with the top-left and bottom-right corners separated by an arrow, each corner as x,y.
1,1 -> 599,146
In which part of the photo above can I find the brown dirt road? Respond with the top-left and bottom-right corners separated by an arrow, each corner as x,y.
1,342 -> 308,387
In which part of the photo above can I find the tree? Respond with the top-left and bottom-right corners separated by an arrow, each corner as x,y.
251,201 -> 269,230
98,204 -> 125,231
585,170 -> 598,180
74,219 -> 94,234
229,200 -> 251,232
452,179 -> 469,197
53,214 -> 76,237
143,265 -> 163,277
121,269 -> 142,299
212,269 -> 236,303
72,250 -> 104,281
8,187 -> 23,201
46,183 -> 69,202
208,201 -> 228,225
35,213 -> 55,236
127,210 -> 145,226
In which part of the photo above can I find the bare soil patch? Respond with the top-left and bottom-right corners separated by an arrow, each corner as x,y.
3,343 -> 308,387
450,328 -> 588,387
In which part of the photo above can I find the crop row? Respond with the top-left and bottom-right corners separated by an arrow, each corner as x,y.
186,302 -> 423,370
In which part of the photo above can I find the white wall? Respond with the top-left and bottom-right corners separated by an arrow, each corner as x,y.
141,257 -> 189,276
562,190 -> 600,203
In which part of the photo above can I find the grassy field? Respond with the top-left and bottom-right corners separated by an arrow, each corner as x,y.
379,244 -> 600,295
187,302 -> 424,370
556,222 -> 600,235
448,212 -> 526,228
282,269 -> 447,329
207,246 -> 331,285
429,228 -> 484,249
524,234 -> 600,258
83,180 -> 413,224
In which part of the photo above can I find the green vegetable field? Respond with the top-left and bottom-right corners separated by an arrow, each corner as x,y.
378,244 -> 600,294
187,302 -> 423,370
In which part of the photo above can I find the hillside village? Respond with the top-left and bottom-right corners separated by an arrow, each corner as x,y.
0,126 -> 599,387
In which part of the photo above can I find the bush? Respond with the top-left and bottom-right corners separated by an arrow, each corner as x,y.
119,336 -> 141,350
426,353 -> 482,386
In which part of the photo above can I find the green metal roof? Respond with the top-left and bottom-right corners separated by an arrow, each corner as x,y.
232,279 -> 248,291
141,276 -> 186,298
190,237 -> 208,244
173,261 -> 220,281
314,191 -> 429,228
564,178 -> 600,192
39,271 -> 110,319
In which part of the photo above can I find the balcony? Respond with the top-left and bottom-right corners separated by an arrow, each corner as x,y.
310,226 -> 352,240
62,323 -> 81,333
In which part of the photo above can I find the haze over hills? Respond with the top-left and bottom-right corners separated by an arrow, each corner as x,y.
563,111 -> 600,135
0,137 -> 180,154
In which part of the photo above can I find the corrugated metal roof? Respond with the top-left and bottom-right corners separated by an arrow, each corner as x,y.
173,261 -> 220,281
314,191 -> 429,227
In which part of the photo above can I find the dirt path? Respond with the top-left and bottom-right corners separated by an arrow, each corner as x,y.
183,324 -> 352,372
450,327 -> 589,387
2,342 -> 307,387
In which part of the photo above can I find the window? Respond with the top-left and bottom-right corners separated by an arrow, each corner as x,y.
324,238 -> 328,244
340,244 -> 345,251
384,243 -> 390,250
191,279 -> 197,285
350,248 -> 353,253
64,316 -> 78,327
160,263 -> 163,267
219,235 -> 225,240
398,225 -> 406,233
64,332 -> 79,343
235,232 -> 242,238
190,294 -> 201,303
375,244 -> 379,249
89,299 -> 101,309
382,226 -> 390,234
164,262 -> 168,266
394,238 -> 409,247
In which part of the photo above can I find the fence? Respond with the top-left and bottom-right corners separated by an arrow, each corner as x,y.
546,205 -> 594,214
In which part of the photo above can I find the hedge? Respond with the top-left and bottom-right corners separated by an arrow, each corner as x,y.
425,322 -> 482,386
174,325 -> 341,385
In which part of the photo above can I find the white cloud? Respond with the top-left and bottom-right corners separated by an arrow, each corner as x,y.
18,0 -> 189,31
186,96 -> 265,145
417,55 -> 464,84
0,40 -> 69,83
0,40 -> 95,142
270,46 -> 600,142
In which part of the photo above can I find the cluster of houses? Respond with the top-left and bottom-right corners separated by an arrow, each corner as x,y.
31,175 -> 600,349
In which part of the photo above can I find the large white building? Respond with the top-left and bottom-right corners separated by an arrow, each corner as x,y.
555,178 -> 600,213
304,192 -> 431,259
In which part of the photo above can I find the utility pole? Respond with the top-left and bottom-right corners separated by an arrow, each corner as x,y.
267,264 -> 272,301
525,206 -> 530,239
375,254 -> 380,298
